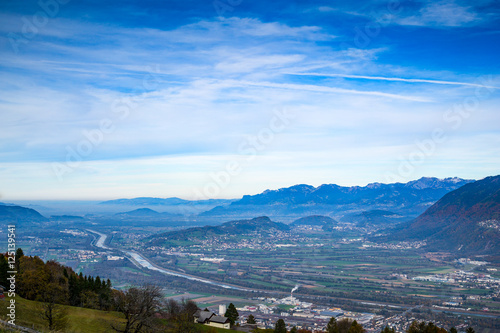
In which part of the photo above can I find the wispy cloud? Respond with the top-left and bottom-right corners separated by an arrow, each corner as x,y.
396,1 -> 480,27
317,6 -> 338,13
288,73 -> 500,90
229,80 -> 431,102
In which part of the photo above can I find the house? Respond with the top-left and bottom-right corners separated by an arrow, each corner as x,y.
193,308 -> 231,329
208,315 -> 231,329
193,308 -> 214,324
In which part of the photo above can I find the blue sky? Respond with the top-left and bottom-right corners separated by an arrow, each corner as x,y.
0,0 -> 499,200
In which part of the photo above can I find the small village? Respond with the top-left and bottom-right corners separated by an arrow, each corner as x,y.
189,291 -> 479,333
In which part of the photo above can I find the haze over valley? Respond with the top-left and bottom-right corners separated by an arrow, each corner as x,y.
1,176 -> 500,332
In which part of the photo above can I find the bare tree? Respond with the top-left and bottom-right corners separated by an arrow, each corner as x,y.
337,318 -> 354,333
38,283 -> 68,331
162,298 -> 200,333
164,298 -> 182,318
112,284 -> 162,333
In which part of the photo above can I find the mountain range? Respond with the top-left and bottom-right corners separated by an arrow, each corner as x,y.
114,208 -> 180,218
101,197 -> 234,206
2,175 -> 498,256
149,175 -> 500,256
200,177 -> 474,220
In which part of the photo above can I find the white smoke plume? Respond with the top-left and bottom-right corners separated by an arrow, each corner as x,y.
291,284 -> 299,293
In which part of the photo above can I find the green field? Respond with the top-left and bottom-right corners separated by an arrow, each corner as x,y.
0,296 -> 125,333
142,241 -> 500,313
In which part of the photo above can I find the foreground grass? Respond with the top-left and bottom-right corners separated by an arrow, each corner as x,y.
198,324 -> 237,332
0,297 -> 240,333
0,296 -> 125,333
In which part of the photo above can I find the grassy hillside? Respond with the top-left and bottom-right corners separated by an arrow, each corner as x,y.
198,325 -> 235,332
0,296 -> 238,333
0,295 -> 125,333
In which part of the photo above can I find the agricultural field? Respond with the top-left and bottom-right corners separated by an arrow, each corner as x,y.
141,234 -> 500,313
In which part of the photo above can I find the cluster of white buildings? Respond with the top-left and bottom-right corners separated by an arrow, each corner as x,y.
107,255 -> 124,261
241,294 -> 378,327
412,269 -> 500,287
478,219 -> 499,231
72,249 -> 102,261
200,257 -> 225,263
362,241 -> 427,249
454,258 -> 489,265
60,229 -> 88,237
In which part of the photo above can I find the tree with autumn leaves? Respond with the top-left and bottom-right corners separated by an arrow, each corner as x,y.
325,317 -> 365,333
0,250 -> 113,330
406,321 -> 475,333
15,255 -> 113,310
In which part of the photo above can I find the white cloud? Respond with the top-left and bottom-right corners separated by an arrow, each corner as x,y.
214,54 -> 305,73
288,73 -> 500,90
396,1 -> 480,27
230,80 -> 431,101
317,6 -> 338,13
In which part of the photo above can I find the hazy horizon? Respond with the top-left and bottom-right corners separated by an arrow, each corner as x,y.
0,175 -> 485,201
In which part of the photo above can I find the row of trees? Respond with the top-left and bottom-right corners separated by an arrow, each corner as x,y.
14,253 -> 113,311
407,321 -> 475,333
1,250 -> 116,330
0,248 -> 24,286
254,318 -> 475,333
68,272 -> 112,309
324,317 -> 365,333
270,317 -> 366,333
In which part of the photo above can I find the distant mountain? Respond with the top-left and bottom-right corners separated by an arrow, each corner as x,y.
291,215 -> 339,232
115,208 -> 160,216
218,216 -> 289,233
291,215 -> 338,226
0,204 -> 47,223
50,215 -> 85,221
389,175 -> 500,255
340,210 -> 407,227
114,208 -> 180,218
101,197 -> 233,206
201,177 -> 474,219
148,216 -> 289,245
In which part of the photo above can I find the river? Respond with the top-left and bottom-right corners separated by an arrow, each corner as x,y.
87,229 -> 110,249
87,229 -> 251,291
